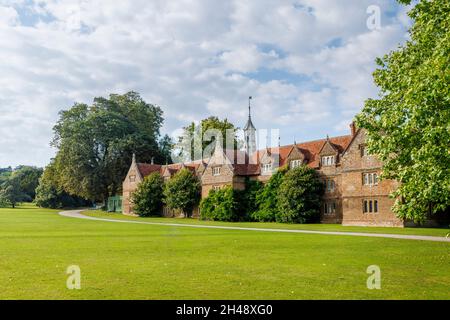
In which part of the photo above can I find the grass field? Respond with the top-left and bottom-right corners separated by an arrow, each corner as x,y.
0,205 -> 449,300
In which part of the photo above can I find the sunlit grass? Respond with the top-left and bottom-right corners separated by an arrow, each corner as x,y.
0,205 -> 449,300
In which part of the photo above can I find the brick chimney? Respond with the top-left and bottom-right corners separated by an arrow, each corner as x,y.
349,122 -> 356,136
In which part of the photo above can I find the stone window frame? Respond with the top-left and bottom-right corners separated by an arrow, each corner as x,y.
262,163 -> 273,173
363,172 -> 379,186
213,185 -> 221,191
290,159 -> 302,169
360,144 -> 369,157
129,175 -> 136,182
363,199 -> 379,213
325,179 -> 336,193
324,202 -> 336,215
321,155 -> 335,166
212,167 -> 221,176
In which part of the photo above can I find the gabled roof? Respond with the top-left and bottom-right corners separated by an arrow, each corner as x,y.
136,163 -> 162,178
255,135 -> 352,168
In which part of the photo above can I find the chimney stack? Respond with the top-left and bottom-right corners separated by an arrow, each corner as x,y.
350,122 -> 356,136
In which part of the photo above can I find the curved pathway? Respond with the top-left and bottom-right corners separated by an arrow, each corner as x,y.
59,210 -> 450,243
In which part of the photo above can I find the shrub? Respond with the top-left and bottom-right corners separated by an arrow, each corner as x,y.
276,165 -> 324,223
236,179 -> 263,221
200,186 -> 239,221
131,172 -> 164,217
251,166 -> 288,222
163,168 -> 201,217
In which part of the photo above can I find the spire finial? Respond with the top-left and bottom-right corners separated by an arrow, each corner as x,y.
151,157 -> 154,165
132,153 -> 136,164
248,96 -> 252,119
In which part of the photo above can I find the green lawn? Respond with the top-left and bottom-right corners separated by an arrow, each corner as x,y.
0,205 -> 449,300
84,210 -> 450,237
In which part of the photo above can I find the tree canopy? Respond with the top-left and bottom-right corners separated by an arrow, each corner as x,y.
35,160 -> 89,209
163,168 -> 201,217
51,91 -> 171,203
356,0 -> 450,222
131,172 -> 164,217
251,166 -> 288,222
176,116 -> 241,162
276,165 -> 324,223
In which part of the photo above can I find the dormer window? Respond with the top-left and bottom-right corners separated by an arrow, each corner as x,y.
290,159 -> 302,169
212,167 -> 221,176
262,163 -> 272,173
321,156 -> 335,166
360,144 -> 369,157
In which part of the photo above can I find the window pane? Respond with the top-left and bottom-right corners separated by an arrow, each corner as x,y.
369,201 -> 373,213
374,200 -> 378,213
363,201 -> 368,213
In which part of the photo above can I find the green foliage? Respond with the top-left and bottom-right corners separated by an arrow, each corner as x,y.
356,0 -> 450,223
51,91 -> 170,202
237,179 -> 263,221
251,166 -> 288,222
0,179 -> 30,208
177,116 -> 241,161
163,168 -> 201,217
200,186 -> 240,221
35,161 -> 89,209
131,173 -> 164,217
0,167 -> 12,185
9,166 -> 43,200
276,165 -> 324,224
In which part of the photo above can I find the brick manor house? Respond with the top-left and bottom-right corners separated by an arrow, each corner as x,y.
123,105 -> 403,227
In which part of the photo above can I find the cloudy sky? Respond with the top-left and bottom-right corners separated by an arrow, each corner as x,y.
0,0 -> 412,168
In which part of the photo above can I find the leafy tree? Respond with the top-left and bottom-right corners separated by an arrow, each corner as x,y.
35,160 -> 90,209
131,172 -> 164,217
9,166 -> 43,200
276,165 -> 324,224
51,92 -> 169,203
356,0 -> 450,223
251,166 -> 288,222
236,179 -> 263,221
0,167 -> 12,185
200,186 -> 239,221
163,168 -> 201,217
159,134 -> 175,164
0,179 -> 30,208
176,116 -> 241,161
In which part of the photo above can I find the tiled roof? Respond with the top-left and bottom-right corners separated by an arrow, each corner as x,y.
137,163 -> 162,177
134,134 -> 353,178
255,135 -> 353,169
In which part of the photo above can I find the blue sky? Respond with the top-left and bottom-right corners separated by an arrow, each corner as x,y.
0,0 -> 412,167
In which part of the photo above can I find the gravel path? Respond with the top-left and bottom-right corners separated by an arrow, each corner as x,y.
59,210 -> 450,243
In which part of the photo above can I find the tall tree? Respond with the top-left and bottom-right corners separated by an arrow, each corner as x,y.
9,166 -> 43,200
356,0 -> 450,223
163,168 -> 201,217
176,116 -> 241,162
35,160 -> 89,209
0,179 -> 30,208
51,92 -> 168,203
251,166 -> 288,222
131,172 -> 164,217
276,165 -> 324,224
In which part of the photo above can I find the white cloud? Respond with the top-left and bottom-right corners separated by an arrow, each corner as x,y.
0,0 -> 410,167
